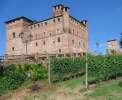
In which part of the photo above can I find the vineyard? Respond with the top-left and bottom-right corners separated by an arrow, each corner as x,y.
88,55 -> 122,82
0,64 -> 47,95
0,54 -> 122,96
50,57 -> 86,82
50,54 -> 122,83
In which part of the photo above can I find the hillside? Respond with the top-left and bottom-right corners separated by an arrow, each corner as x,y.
1,76 -> 122,100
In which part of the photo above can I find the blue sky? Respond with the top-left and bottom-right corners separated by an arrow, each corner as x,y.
0,0 -> 122,55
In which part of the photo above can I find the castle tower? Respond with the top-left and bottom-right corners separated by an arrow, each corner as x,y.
5,17 -> 33,55
53,4 -> 70,33
53,4 -> 64,17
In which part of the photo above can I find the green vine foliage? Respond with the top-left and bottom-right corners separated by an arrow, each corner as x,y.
50,57 -> 86,82
0,64 -> 47,95
88,55 -> 122,82
51,55 -> 122,83
0,55 -> 122,94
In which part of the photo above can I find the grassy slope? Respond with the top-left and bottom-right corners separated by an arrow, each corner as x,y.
1,76 -> 122,100
88,79 -> 122,100
22,76 -> 122,100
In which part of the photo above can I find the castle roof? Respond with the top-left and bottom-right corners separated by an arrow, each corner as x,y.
5,16 -> 33,24
107,39 -> 117,42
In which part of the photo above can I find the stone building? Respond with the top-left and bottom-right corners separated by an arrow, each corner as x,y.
5,4 -> 88,57
107,39 -> 119,54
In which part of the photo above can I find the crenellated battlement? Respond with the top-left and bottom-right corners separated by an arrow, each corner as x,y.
53,4 -> 70,17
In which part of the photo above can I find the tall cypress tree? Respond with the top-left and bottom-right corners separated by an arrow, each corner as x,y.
120,33 -> 122,48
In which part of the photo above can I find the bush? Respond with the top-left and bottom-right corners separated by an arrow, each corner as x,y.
23,64 -> 48,81
118,81 -> 122,87
0,63 -> 48,95
30,64 -> 48,81
0,64 -> 26,95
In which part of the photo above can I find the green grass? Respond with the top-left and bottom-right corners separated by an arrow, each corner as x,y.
56,76 -> 122,100
57,76 -> 85,89
88,80 -> 122,100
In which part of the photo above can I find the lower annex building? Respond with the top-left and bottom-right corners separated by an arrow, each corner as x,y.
107,39 -> 122,54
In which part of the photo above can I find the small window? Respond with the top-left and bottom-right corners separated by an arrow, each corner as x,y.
57,37 -> 60,42
57,29 -> 60,33
49,33 -> 51,36
12,47 -> 14,51
45,22 -> 47,25
44,32 -> 45,36
12,32 -> 15,38
43,41 -> 45,45
35,42 -> 38,46
53,19 -> 55,23
58,18 -> 60,22
59,49 -> 61,53
72,40 -> 74,44
38,24 -> 40,27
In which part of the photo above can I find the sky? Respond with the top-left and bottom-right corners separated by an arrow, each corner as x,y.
0,0 -> 122,55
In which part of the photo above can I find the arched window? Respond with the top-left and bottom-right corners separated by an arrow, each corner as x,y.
57,37 -> 60,42
12,32 -> 15,38
59,49 -> 61,53
45,22 -> 47,25
57,28 -> 60,33
35,42 -> 38,46
43,40 -> 45,45
37,24 -> 40,28
53,19 -> 55,23
49,33 -> 51,36
72,40 -> 74,44
12,47 -> 14,51
58,18 -> 60,22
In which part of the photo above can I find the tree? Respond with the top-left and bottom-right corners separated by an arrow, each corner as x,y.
119,33 -> 122,48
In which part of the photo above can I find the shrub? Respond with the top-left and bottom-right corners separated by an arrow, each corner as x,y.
0,63 -> 48,95
19,64 -> 48,81
0,64 -> 26,95
30,64 -> 48,81
118,81 -> 122,87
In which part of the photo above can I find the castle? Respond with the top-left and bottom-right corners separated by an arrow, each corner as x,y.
5,4 -> 88,58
